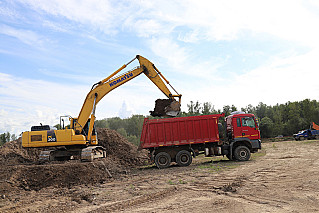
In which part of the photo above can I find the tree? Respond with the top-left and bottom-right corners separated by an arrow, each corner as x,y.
0,132 -> 12,145
11,134 -> 17,141
260,117 -> 274,138
95,119 -> 109,128
116,128 -> 127,137
255,102 -> 268,119
223,105 -> 231,117
54,124 -> 62,130
186,101 -> 202,116
231,104 -> 237,113
201,102 -> 212,115
0,133 -> 6,146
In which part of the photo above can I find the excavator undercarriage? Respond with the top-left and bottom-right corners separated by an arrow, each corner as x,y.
39,146 -> 106,162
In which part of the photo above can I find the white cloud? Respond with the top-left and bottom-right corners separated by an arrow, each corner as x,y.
0,73 -> 87,134
183,49 -> 319,110
19,0 -> 121,35
0,24 -> 46,47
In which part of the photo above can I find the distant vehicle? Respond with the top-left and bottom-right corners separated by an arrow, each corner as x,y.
293,129 -> 319,141
275,135 -> 283,138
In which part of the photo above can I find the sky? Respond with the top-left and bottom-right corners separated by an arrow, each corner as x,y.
1,0 -> 319,135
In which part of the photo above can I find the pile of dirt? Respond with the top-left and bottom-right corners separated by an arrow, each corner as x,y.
0,161 -> 112,191
0,137 -> 41,165
0,128 -> 149,192
97,128 -> 149,168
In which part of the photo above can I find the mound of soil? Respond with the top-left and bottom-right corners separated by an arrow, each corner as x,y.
0,137 -> 41,165
97,128 -> 149,167
0,128 -> 149,192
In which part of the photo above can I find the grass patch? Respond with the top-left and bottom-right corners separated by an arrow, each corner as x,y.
302,140 -> 319,144
167,179 -> 187,185
251,149 -> 266,160
196,149 -> 266,172
167,180 -> 175,185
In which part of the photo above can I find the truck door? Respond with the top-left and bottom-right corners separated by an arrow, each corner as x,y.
234,116 -> 260,140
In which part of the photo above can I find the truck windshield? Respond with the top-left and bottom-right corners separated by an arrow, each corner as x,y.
242,117 -> 256,128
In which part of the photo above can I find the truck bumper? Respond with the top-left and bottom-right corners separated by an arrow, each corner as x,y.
251,139 -> 261,150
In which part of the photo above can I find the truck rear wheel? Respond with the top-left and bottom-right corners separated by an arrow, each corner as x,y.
155,152 -> 171,169
234,146 -> 250,161
176,150 -> 192,167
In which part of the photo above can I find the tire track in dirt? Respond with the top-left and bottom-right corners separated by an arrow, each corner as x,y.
77,187 -> 178,213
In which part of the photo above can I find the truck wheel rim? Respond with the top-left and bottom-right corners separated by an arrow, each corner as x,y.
159,157 -> 167,165
239,150 -> 247,158
180,154 -> 189,163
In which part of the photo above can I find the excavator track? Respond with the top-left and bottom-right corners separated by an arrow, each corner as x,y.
38,146 -> 106,162
81,146 -> 107,162
39,150 -> 54,162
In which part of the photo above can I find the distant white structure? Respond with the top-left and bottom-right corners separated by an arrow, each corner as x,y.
118,101 -> 132,118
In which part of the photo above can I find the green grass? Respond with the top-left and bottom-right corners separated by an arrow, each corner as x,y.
196,149 -> 266,172
250,149 -> 266,160
167,180 -> 175,185
302,140 -> 319,144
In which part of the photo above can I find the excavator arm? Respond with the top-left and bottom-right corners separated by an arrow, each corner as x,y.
74,55 -> 181,136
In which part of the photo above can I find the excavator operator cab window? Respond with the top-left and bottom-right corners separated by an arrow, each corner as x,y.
82,120 -> 96,136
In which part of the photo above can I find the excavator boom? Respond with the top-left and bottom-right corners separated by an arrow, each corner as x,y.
74,55 -> 181,134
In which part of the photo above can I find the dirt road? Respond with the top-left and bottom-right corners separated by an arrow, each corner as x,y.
1,140 -> 319,212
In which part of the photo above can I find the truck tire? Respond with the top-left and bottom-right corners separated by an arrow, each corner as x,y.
176,150 -> 192,167
226,154 -> 232,161
155,152 -> 171,169
234,146 -> 251,161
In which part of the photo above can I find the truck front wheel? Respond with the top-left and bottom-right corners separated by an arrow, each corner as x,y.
155,152 -> 171,169
176,150 -> 192,167
234,146 -> 251,161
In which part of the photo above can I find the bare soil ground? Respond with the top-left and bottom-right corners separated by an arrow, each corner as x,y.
1,135 -> 319,212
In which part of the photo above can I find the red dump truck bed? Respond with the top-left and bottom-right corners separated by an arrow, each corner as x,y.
139,114 -> 224,149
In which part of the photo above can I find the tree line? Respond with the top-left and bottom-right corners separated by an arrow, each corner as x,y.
95,99 -> 319,142
0,132 -> 18,146
1,99 -> 318,146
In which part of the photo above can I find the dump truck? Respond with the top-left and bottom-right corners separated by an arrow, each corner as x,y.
139,112 -> 261,168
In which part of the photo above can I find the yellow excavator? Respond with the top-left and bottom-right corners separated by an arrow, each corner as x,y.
22,55 -> 182,162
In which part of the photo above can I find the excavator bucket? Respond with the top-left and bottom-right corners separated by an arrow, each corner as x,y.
150,99 -> 181,117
